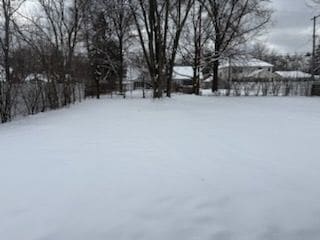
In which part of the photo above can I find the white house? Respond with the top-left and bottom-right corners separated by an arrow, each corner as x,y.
125,66 -> 151,90
218,57 -> 274,81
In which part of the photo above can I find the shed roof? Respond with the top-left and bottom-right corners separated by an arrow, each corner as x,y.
173,66 -> 204,80
25,74 -> 49,82
219,58 -> 273,68
173,66 -> 194,80
275,71 -> 311,79
246,69 -> 277,79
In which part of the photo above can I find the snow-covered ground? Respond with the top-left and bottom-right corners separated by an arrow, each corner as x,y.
1,95 -> 320,240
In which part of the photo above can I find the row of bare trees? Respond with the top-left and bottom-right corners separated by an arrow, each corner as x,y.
127,0 -> 272,98
0,0 -> 89,123
0,0 -> 24,122
0,0 -> 272,123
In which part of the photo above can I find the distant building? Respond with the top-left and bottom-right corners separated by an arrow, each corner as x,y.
246,69 -> 277,80
218,57 -> 274,82
172,66 -> 194,85
125,66 -> 151,90
24,73 -> 49,83
274,71 -> 312,80
218,57 -> 273,88
172,66 -> 203,93
202,57 -> 274,89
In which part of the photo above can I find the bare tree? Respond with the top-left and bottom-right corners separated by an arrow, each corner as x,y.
129,0 -> 167,98
83,2 -> 123,99
179,0 -> 212,95
104,0 -> 133,97
164,0 -> 194,97
200,0 -> 272,92
0,0 -> 26,123
35,0 -> 88,106
129,0 -> 193,98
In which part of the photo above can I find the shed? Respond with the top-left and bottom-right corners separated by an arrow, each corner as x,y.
274,71 -> 312,80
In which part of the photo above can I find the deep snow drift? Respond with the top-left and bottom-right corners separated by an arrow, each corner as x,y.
1,95 -> 320,240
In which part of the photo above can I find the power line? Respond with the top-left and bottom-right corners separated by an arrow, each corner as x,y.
311,15 -> 320,80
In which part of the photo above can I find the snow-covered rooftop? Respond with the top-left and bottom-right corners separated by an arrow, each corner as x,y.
219,58 -> 273,68
246,69 -> 276,79
172,66 -> 194,80
172,66 -> 203,80
25,73 -> 49,82
275,71 -> 311,79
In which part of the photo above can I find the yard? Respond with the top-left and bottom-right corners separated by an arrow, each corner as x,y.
1,95 -> 320,240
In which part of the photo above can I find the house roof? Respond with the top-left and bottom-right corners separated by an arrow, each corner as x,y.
275,71 -> 311,79
203,77 -> 212,83
173,66 -> 194,80
219,58 -> 273,68
246,69 -> 276,79
173,66 -> 204,80
25,73 -> 49,82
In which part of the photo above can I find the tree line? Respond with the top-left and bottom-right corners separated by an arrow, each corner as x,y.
0,0 -> 272,123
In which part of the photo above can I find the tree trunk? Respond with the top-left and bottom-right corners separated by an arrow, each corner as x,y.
212,59 -> 219,92
119,38 -> 124,97
2,5 -> 12,122
166,63 -> 174,97
96,78 -> 100,99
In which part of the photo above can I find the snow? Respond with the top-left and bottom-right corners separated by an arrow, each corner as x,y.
219,58 -> 273,68
1,95 -> 320,240
275,71 -> 312,79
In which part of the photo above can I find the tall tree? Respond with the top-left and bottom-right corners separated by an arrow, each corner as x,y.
164,0 -> 194,97
87,10 -> 121,99
0,0 -> 26,123
179,0 -> 212,95
35,0 -> 88,106
200,0 -> 272,92
104,0 -> 133,97
129,0 -> 193,98
90,11 -> 108,99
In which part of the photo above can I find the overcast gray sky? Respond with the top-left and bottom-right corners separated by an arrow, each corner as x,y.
22,0 -> 318,55
262,0 -> 320,54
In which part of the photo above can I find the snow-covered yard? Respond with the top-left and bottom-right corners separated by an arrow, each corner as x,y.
1,95 -> 320,240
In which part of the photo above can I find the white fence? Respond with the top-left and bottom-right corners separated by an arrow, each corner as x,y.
203,80 -> 315,97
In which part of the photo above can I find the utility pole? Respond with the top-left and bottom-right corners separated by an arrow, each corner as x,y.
312,15 -> 320,81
